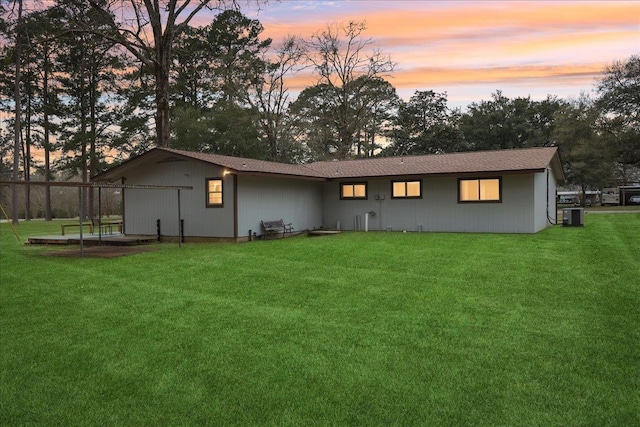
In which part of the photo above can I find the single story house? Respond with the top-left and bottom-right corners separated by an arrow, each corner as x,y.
92,146 -> 565,240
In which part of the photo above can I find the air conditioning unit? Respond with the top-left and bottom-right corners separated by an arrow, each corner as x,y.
562,208 -> 584,227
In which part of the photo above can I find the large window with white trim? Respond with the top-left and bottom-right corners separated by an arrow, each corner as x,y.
458,178 -> 501,202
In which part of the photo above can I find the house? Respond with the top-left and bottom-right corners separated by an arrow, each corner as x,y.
92,146 -> 565,240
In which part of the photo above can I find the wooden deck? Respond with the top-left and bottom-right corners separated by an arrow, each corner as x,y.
27,233 -> 157,246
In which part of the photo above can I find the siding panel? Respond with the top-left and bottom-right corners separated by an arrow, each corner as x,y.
122,159 -> 235,238
533,168 -> 557,232
324,174 -> 537,233
237,176 -> 323,238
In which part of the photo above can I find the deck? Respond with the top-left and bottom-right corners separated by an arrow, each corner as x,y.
27,233 -> 157,246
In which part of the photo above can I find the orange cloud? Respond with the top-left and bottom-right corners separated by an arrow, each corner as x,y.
282,62 -> 606,95
259,1 -> 639,43
252,0 -> 637,104
394,63 -> 606,88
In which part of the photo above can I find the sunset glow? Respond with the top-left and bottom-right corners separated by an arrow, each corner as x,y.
226,0 -> 640,108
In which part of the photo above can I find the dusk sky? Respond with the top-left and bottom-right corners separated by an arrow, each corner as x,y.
205,0 -> 640,109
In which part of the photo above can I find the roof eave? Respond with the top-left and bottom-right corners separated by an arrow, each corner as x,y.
91,147 -> 165,182
550,151 -> 566,183
328,168 -> 549,181
233,170 -> 327,181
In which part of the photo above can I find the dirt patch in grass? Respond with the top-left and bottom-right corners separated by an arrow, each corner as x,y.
41,245 -> 158,258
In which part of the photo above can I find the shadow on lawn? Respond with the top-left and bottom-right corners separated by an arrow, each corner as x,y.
41,246 -> 158,258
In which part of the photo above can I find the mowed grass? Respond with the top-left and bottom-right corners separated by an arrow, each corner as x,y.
1,215 -> 638,426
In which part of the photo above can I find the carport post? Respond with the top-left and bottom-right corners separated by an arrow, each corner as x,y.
98,187 -> 102,243
78,187 -> 84,258
177,189 -> 182,248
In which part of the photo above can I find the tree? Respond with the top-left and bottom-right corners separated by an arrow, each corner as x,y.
8,0 -> 23,225
171,10 -> 270,109
248,36 -> 306,162
1,3 -> 63,220
85,0 -> 263,147
304,21 -> 395,159
597,55 -> 640,183
207,100 -> 264,158
205,9 -> 271,105
170,9 -> 271,157
288,84 -> 341,161
30,8 -> 65,220
55,1 -> 123,219
553,96 -> 615,203
10,6 -> 68,220
352,76 -> 399,157
598,55 -> 640,132
459,91 -> 562,151
172,25 -> 213,110
0,128 -> 12,211
385,90 -> 464,156
110,64 -> 157,159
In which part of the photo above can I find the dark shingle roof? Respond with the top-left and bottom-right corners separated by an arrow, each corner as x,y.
94,146 -> 564,182
159,148 -> 327,178
307,147 -> 562,179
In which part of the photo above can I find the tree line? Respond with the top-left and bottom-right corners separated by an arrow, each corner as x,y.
1,0 -> 638,221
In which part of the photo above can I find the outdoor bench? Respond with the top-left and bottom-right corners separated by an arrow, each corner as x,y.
91,218 -> 123,235
61,222 -> 94,236
260,219 -> 293,238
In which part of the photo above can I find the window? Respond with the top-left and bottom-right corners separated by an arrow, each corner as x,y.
392,180 -> 422,198
458,178 -> 501,202
341,182 -> 367,199
206,178 -> 223,207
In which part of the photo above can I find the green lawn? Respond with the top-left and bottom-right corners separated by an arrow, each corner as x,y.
1,216 -> 639,426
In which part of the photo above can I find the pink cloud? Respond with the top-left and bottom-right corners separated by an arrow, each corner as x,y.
240,0 -> 638,105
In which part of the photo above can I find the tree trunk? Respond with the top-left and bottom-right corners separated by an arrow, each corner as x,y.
80,62 -> 88,220
11,0 -> 23,226
24,83 -> 32,220
44,41 -> 52,221
155,49 -> 171,147
88,56 -> 97,220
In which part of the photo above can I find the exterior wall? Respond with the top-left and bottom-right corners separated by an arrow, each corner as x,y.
237,175 -> 323,239
123,159 -> 235,238
533,168 -> 557,232
323,174 -> 538,233
120,157 -> 557,238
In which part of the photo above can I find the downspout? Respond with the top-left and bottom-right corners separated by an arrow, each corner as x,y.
98,186 -> 102,243
121,177 -> 126,234
546,167 -> 556,225
233,174 -> 238,240
177,189 -> 182,248
546,168 -> 549,224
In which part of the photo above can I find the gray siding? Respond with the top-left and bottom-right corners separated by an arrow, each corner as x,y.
120,157 -> 556,237
323,174 -> 538,234
533,168 -> 557,232
237,175 -> 323,238
123,159 -> 235,238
